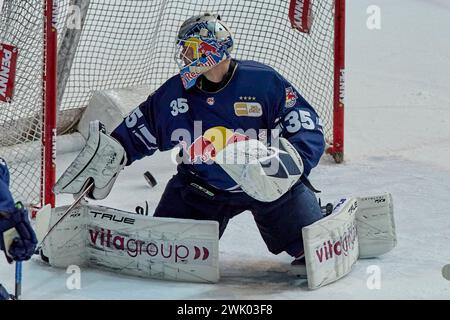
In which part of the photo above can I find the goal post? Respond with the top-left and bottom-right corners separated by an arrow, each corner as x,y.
332,0 -> 345,163
0,0 -> 345,210
42,0 -> 57,210
288,0 -> 345,162
0,0 -> 57,211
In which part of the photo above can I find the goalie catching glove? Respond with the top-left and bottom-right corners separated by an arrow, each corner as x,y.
53,121 -> 127,200
216,137 -> 304,202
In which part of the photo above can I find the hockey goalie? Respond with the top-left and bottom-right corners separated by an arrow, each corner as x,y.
38,13 -> 396,289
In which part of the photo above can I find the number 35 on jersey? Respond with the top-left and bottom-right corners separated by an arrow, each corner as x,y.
170,98 -> 189,116
283,109 -> 323,134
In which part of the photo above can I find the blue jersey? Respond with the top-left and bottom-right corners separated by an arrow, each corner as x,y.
111,60 -> 325,190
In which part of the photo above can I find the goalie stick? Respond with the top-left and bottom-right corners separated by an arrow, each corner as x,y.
37,181 -> 94,250
0,190 -> 83,300
38,170 -> 155,247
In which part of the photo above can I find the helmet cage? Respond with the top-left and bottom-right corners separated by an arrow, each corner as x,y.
174,14 -> 234,89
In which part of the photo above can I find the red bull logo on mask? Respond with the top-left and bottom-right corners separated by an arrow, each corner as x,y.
197,41 -> 221,58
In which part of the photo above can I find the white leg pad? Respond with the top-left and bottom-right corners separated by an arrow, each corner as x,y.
302,198 -> 359,290
356,193 -> 396,258
302,193 -> 396,289
37,204 -> 220,283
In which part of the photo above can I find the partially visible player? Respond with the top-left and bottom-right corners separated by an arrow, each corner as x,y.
54,13 -> 326,268
0,158 -> 37,300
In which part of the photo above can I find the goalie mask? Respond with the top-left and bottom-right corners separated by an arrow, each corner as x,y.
175,13 -> 234,89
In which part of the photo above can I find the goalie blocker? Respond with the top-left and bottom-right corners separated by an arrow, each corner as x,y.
53,120 -> 127,200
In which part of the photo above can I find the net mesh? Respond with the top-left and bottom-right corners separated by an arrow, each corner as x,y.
0,0 -> 43,206
0,0 -> 335,207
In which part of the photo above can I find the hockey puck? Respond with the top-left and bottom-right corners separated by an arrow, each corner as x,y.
144,171 -> 157,188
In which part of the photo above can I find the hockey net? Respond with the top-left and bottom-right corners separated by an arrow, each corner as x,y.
0,0 -> 344,209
